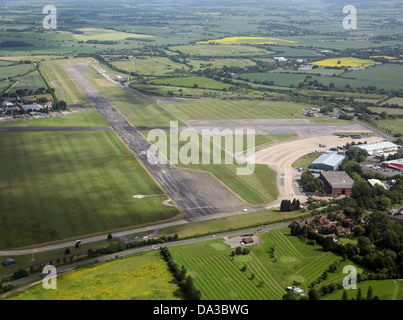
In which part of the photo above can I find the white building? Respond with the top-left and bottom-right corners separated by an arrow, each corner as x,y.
351,141 -> 398,156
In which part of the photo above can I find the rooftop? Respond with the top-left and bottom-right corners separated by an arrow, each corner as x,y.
321,171 -> 354,188
311,153 -> 345,167
352,141 -> 398,152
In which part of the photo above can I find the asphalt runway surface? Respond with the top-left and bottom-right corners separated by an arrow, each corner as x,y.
63,65 -> 217,220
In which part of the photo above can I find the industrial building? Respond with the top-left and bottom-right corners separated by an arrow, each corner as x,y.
382,159 -> 403,171
368,179 -> 387,189
311,153 -> 346,171
351,141 -> 398,156
320,171 -> 354,196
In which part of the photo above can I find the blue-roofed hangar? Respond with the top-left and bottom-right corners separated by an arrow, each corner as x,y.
311,153 -> 345,171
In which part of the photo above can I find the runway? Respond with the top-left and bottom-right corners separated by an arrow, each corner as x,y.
62,65 -> 217,220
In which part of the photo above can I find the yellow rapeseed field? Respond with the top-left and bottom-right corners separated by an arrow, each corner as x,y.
197,36 -> 297,45
7,252 -> 181,300
311,57 -> 379,67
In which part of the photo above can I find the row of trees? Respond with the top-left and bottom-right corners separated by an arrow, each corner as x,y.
159,247 -> 201,300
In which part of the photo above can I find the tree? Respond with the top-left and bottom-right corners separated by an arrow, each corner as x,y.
107,233 -> 113,241
64,248 -> 71,255
308,288 -> 320,300
356,288 -> 364,301
283,291 -> 298,300
366,286 -> 374,300
342,290 -> 349,300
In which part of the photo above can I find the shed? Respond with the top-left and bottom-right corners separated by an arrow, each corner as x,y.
2,258 -> 16,267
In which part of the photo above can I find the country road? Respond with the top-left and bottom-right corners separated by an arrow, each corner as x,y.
1,222 -> 293,288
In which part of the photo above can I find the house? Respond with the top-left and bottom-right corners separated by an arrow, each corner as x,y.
241,237 -> 254,245
314,216 -> 328,225
386,207 -> 403,224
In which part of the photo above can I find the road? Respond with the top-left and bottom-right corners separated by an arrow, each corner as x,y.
2,222 -> 293,288
62,65 -> 217,220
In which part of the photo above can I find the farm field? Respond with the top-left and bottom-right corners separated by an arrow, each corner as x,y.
0,63 -> 34,79
72,28 -> 155,42
188,58 -> 256,70
160,99 -> 309,120
197,36 -> 297,45
368,107 -> 403,115
0,131 -> 179,249
311,57 -> 380,67
5,251 -> 182,300
169,44 -> 272,57
148,76 -> 233,90
382,97 -> 403,107
241,72 -> 307,87
169,228 -> 359,300
7,71 -> 47,94
321,279 -> 403,300
112,57 -> 187,75
371,118 -> 403,135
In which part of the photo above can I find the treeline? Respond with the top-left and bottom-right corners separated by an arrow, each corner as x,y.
159,247 -> 202,300
0,41 -> 33,47
88,233 -> 179,257
280,199 -> 301,212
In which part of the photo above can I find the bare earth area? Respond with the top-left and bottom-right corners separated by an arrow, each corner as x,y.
249,135 -> 382,208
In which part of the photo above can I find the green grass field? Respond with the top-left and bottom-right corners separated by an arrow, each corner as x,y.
372,118 -> 403,135
368,107 -> 403,115
169,44 -> 271,57
0,112 -> 109,127
9,71 -> 47,93
40,61 -> 89,105
148,76 -> 233,90
170,228 -> 358,300
0,63 -> 35,79
382,97 -> 403,107
6,251 -> 182,300
188,58 -> 256,70
160,99 -> 308,120
292,152 -> 324,170
113,57 -> 187,75
321,279 -> 403,300
141,130 -> 278,205
117,104 -> 186,127
0,131 -> 179,249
